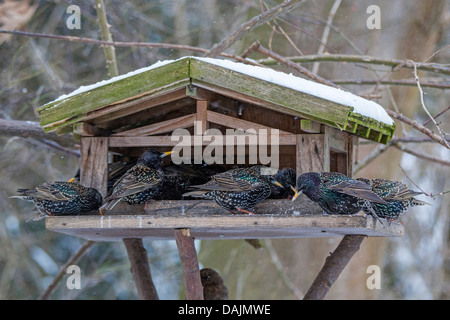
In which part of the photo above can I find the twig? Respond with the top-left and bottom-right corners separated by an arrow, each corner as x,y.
422,105 -> 450,126
0,29 -> 259,66
264,239 -> 303,299
423,44 -> 450,63
258,54 -> 450,75
360,136 -> 450,144
399,165 -> 450,199
39,240 -> 95,300
409,60 -> 449,148
353,144 -> 390,174
312,0 -> 341,74
332,79 -> 450,89
95,0 -> 119,78
386,110 -> 450,149
303,235 -> 366,300
256,44 -> 342,89
204,0 -> 303,58
391,143 -> 450,167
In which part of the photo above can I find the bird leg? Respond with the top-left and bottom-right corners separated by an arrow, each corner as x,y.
236,207 -> 255,215
365,204 -> 384,225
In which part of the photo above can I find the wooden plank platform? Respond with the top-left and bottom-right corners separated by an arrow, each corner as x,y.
45,199 -> 404,241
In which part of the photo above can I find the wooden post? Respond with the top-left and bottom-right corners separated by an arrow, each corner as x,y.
80,136 -> 159,300
80,137 -> 109,196
174,228 -> 204,300
303,235 -> 366,300
296,134 -> 330,174
123,238 -> 160,300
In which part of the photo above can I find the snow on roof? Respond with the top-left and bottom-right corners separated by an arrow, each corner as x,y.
51,59 -> 177,103
194,57 -> 394,126
48,56 -> 394,126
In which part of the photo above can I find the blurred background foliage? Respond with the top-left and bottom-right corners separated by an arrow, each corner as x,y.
0,0 -> 448,299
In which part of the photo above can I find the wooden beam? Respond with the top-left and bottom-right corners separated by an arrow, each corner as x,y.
303,235 -> 366,300
174,228 -> 204,300
108,134 -> 297,147
300,119 -> 321,133
44,200 -> 404,241
88,87 -> 188,124
111,114 -> 196,136
207,110 -> 295,136
73,122 -> 110,137
123,238 -> 160,300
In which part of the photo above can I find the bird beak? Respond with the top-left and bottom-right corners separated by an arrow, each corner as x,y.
272,180 -> 284,188
161,151 -> 173,158
67,178 -> 76,183
291,186 -> 302,201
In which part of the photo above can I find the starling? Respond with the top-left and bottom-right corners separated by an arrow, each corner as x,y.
154,164 -> 212,200
200,268 -> 229,300
356,178 -> 429,221
11,181 -> 102,216
100,148 -> 172,213
182,165 -> 280,215
270,167 -> 296,199
291,172 -> 387,215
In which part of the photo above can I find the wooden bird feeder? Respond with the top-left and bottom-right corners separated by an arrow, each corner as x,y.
37,56 -> 401,299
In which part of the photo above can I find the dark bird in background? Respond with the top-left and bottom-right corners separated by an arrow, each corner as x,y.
100,148 -> 172,214
291,172 -> 387,215
154,163 -> 223,200
183,165 -> 282,215
270,167 -> 296,199
356,177 -> 430,221
200,268 -> 229,300
11,181 -> 102,216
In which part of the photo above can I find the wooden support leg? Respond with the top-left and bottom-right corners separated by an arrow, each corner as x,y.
123,238 -> 159,300
174,228 -> 204,300
303,235 -> 366,300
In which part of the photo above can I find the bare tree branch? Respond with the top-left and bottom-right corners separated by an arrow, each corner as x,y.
0,118 -> 76,147
391,143 -> 450,166
39,240 -> 95,300
264,239 -> 304,299
258,54 -> 450,75
204,0 -> 303,58
332,79 -> 450,89
386,110 -> 450,149
255,43 -> 342,88
303,235 -> 366,300
409,60 -> 449,148
95,0 -> 119,78
312,0 -> 342,74
422,105 -> 450,126
0,29 -> 259,66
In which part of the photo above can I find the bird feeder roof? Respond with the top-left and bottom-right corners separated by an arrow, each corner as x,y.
37,56 -> 395,143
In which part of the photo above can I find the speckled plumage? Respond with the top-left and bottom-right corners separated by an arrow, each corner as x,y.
292,172 -> 387,215
100,148 -> 171,212
13,181 -> 102,216
356,178 -> 428,220
182,165 -> 274,214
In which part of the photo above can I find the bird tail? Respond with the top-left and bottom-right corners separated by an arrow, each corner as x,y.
99,198 -> 122,213
412,199 -> 431,206
9,195 -> 29,200
182,190 -> 211,198
10,188 -> 34,200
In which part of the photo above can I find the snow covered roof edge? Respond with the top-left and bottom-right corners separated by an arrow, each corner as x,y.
44,56 -> 394,126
